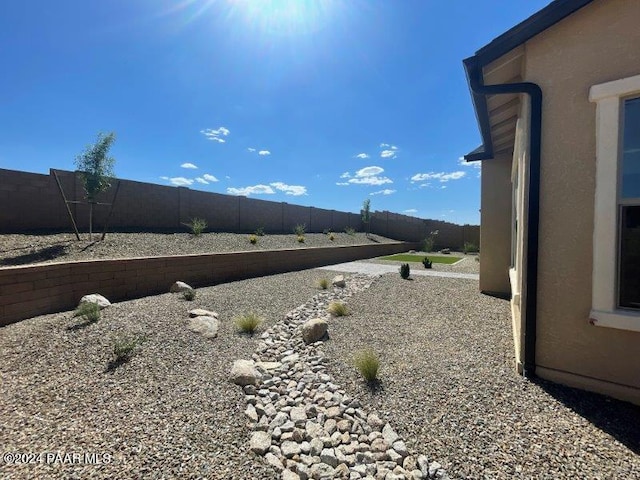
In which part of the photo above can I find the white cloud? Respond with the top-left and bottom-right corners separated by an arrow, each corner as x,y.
355,166 -> 384,177
410,171 -> 466,183
403,208 -> 418,213
440,186 -> 447,189
225,175 -> 231,180
340,172 -> 351,178
270,182 -> 307,196
336,182 -> 349,186
258,150 -> 271,156
370,189 -> 396,195
200,127 -> 230,143
160,176 -> 169,180
380,143 -> 390,148
419,183 -> 430,188
355,153 -> 369,159
343,165 -> 393,186
247,147 -> 256,152
203,174 -> 219,182
181,162 -> 198,169
349,176 -> 393,185
380,149 -> 397,159
227,184 -> 275,196
195,177 -> 209,184
169,177 -> 193,187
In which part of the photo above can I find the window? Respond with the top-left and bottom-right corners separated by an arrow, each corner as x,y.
589,74 -> 640,331
618,97 -> 640,309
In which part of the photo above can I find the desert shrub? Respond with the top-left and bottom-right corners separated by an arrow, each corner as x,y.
328,301 -> 349,316
329,233 -> 335,241
183,289 -> 196,301
422,230 -> 439,252
249,234 -> 258,244
293,224 -> 306,236
254,227 -> 265,236
297,235 -> 305,243
113,336 -> 144,363
354,348 -> 379,383
318,278 -> 330,290
422,257 -> 432,269
73,302 -> 100,323
344,227 -> 356,236
184,217 -> 207,236
463,242 -> 479,254
234,312 -> 263,334
400,263 -> 410,279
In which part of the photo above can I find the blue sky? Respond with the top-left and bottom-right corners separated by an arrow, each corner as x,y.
0,0 -> 550,225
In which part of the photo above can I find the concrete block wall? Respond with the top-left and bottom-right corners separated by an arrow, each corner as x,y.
0,241 -> 418,327
0,168 -> 477,247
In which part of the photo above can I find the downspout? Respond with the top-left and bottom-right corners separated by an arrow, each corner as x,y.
466,61 -> 542,378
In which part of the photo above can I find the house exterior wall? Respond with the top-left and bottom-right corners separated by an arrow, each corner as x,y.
522,0 -> 640,403
479,154 -> 512,296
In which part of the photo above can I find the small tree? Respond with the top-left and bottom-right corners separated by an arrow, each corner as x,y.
75,132 -> 116,240
362,199 -> 371,237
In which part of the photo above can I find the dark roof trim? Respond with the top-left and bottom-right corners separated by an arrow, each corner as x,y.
463,0 -> 594,161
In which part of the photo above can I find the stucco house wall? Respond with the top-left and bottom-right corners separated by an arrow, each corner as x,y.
522,0 -> 640,402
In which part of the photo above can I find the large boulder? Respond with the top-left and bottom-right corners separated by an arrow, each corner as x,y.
170,281 -> 193,293
79,294 -> 111,309
301,318 -> 328,344
188,316 -> 219,339
230,359 -> 262,386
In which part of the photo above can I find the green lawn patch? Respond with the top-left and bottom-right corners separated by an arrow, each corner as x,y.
379,254 -> 460,265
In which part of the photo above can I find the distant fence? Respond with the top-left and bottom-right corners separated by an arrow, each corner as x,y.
0,168 -> 478,248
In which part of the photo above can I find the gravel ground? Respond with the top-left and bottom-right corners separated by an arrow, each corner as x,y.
322,274 -> 640,480
0,232 -> 396,266
0,269 -> 339,479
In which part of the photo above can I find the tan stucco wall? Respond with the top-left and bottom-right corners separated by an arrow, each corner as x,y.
479,154 -> 512,296
523,0 -> 640,401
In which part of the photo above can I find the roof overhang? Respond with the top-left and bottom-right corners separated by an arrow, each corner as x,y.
463,0 -> 595,162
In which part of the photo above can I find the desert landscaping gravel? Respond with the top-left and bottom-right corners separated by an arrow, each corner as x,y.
323,274 -> 640,479
0,269 -> 330,479
2,262 -> 639,479
0,232 -> 396,266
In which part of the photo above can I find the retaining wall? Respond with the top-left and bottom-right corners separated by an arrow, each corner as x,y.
0,241 -> 418,327
0,168 -> 478,247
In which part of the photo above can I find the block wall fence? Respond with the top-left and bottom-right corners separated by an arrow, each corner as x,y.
0,168 -> 479,248
0,242 -> 418,327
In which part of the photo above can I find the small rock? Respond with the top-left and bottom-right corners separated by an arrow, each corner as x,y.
403,456 -> 417,472
187,316 -> 219,338
282,441 -> 301,458
230,359 -> 262,386
291,407 -> 307,423
428,462 -> 442,478
245,404 -> 258,422
320,448 -> 338,467
79,294 -> 111,309
170,281 -> 193,293
265,452 -> 284,471
332,275 -> 346,288
302,318 -> 328,344
250,431 -> 271,455
282,470 -> 300,480
382,424 -> 399,445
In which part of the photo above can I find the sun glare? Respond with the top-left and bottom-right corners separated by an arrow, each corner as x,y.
231,0 -> 337,36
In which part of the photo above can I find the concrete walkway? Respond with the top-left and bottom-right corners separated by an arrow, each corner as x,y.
317,260 -> 479,280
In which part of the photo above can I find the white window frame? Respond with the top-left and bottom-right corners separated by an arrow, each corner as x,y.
589,73 -> 640,332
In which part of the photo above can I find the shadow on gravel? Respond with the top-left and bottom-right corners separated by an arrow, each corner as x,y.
365,379 -> 385,394
0,244 -> 68,266
535,377 -> 640,454
66,319 -> 98,332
